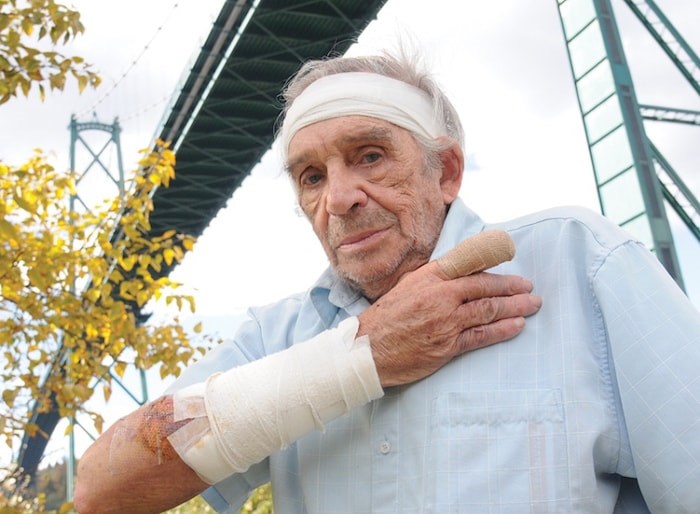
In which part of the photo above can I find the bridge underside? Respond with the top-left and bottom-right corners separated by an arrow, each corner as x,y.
150,0 -> 389,240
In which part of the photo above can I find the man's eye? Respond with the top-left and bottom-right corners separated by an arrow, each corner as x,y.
362,152 -> 381,165
301,171 -> 323,186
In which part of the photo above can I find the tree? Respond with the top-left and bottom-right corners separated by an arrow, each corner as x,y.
0,1 -> 208,512
0,0 -> 101,103
0,141 -> 205,509
0,142 -> 202,442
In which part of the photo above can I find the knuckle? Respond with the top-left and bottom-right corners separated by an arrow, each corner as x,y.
462,325 -> 489,350
472,274 -> 490,297
478,297 -> 500,322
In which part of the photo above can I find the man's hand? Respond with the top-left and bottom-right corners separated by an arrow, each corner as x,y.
359,256 -> 541,387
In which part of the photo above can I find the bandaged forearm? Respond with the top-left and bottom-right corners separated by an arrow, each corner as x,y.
167,317 -> 383,484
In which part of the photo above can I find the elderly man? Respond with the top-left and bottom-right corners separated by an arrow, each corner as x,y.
75,51 -> 700,514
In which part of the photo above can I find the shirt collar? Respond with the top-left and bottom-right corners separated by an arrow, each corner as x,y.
429,197 -> 486,260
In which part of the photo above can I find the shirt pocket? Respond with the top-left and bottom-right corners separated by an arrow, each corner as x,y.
424,389 -> 570,514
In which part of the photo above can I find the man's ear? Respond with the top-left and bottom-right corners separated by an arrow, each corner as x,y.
438,140 -> 464,204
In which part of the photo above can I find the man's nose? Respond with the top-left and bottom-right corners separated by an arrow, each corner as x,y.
325,164 -> 368,215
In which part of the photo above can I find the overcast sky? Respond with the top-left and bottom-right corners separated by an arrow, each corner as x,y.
1,0 -> 698,466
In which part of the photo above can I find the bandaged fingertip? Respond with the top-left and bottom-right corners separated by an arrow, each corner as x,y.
437,230 -> 515,279
168,317 -> 383,484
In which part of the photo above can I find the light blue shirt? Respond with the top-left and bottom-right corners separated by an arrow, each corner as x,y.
169,199 -> 700,513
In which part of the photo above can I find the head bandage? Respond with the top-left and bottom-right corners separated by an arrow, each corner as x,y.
280,72 -> 447,160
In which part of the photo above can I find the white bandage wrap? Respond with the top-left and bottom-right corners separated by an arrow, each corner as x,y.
168,317 -> 383,484
279,72 -> 447,160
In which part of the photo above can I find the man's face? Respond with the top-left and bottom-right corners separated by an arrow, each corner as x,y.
287,116 -> 453,300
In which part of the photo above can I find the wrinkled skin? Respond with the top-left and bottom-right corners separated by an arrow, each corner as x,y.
359,263 -> 539,386
287,116 -> 454,301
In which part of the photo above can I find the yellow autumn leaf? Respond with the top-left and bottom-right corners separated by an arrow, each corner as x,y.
2,388 -> 18,408
102,383 -> 112,402
136,289 -> 150,307
163,247 -> 175,266
119,282 -> 134,300
118,254 -> 137,272
99,324 -> 111,340
58,501 -> 75,514
84,288 -> 100,303
20,76 -> 31,97
15,194 -> 36,213
75,383 -> 92,400
0,218 -> 19,240
77,74 -> 88,93
92,413 -> 104,434
49,71 -> 66,90
138,254 -> 151,268
85,324 -> 98,339
21,17 -> 34,36
114,361 -> 126,378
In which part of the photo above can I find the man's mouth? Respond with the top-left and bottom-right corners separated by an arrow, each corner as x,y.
336,228 -> 389,251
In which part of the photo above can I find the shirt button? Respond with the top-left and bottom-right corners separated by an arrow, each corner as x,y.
379,441 -> 391,454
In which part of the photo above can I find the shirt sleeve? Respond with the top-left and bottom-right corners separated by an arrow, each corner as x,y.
593,241 -> 700,513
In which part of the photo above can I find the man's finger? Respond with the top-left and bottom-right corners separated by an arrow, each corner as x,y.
436,230 -> 515,279
457,317 -> 526,353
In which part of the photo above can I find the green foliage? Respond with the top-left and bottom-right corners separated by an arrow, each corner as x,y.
0,0 -> 101,103
163,494 -> 215,514
164,483 -> 274,514
239,483 -> 273,514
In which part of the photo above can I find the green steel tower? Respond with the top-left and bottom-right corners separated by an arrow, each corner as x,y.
65,115 -> 150,499
555,0 -> 699,290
